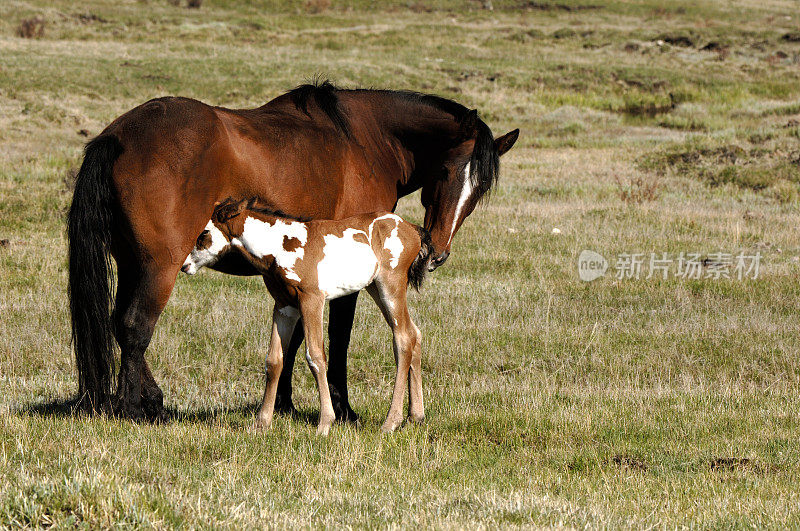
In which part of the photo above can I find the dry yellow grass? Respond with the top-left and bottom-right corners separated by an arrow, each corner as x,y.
1,0 -> 800,527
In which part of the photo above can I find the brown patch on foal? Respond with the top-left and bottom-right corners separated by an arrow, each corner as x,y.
283,235 -> 303,252
351,231 -> 370,246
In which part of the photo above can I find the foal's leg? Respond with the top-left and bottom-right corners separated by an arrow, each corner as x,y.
276,293 -> 361,423
407,321 -> 425,423
254,305 -> 300,430
299,294 -> 336,436
366,283 -> 422,432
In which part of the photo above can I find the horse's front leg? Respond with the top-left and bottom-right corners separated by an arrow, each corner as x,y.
326,292 -> 360,423
255,305 -> 299,430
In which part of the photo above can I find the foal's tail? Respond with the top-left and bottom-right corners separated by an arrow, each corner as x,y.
67,134 -> 123,413
408,226 -> 433,291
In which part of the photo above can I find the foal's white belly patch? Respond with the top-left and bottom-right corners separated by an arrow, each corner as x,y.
317,228 -> 378,299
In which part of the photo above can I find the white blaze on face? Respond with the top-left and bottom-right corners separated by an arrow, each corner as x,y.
447,161 -> 474,247
239,217 -> 308,281
182,221 -> 230,275
317,228 -> 378,300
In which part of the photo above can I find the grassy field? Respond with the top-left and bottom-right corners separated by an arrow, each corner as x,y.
2,0 -> 800,526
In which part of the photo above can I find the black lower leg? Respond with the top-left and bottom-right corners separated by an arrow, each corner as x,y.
111,269 -> 167,422
327,292 -> 359,423
274,320 -> 302,415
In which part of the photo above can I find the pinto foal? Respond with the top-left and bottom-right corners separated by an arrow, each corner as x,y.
182,198 -> 431,435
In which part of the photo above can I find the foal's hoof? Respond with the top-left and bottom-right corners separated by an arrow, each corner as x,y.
380,418 -> 403,433
408,413 -> 425,424
253,418 -> 271,431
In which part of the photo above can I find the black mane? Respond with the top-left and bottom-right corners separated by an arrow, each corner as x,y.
289,80 -> 351,138
367,88 -> 500,201
287,81 -> 500,200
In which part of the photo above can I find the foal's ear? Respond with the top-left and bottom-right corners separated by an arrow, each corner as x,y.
458,109 -> 479,140
495,129 -> 519,156
213,198 -> 246,223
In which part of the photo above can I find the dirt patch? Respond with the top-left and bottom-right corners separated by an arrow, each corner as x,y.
781,31 -> 800,43
522,1 -> 601,11
612,454 -> 647,472
617,94 -> 675,117
16,16 -> 46,39
73,12 -> 108,24
707,457 -> 779,473
657,32 -> 696,47
710,457 -> 751,471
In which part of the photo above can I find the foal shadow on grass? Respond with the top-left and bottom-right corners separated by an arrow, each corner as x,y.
169,405 -> 322,429
19,397 -> 324,429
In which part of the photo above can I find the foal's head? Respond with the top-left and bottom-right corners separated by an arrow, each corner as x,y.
181,199 -> 247,274
418,109 -> 518,270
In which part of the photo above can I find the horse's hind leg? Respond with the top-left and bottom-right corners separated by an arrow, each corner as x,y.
112,262 -> 177,421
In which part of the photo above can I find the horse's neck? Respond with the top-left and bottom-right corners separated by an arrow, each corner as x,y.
365,96 -> 459,191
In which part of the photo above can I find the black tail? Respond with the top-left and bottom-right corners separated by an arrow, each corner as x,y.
67,135 -> 123,413
408,226 -> 433,292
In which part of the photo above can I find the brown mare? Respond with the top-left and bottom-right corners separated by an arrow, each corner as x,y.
67,81 -> 518,421
181,198 -> 432,434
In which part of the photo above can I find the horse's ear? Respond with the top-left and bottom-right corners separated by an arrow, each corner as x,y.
495,129 -> 519,156
459,109 -> 478,140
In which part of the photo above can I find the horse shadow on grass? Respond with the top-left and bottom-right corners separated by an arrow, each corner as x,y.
18,397 -> 321,428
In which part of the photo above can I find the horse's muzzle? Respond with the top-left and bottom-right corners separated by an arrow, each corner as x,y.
428,251 -> 449,271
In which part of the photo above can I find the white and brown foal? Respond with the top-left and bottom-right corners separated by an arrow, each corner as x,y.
182,198 -> 431,435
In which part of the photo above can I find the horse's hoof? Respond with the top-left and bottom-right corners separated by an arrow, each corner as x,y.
112,401 -> 147,422
274,396 -> 297,417
333,403 -> 360,425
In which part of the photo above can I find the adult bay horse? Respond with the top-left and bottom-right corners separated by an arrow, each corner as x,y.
68,81 -> 519,421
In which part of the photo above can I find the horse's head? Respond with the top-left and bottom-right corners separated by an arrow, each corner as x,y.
420,110 -> 518,270
181,198 -> 246,274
